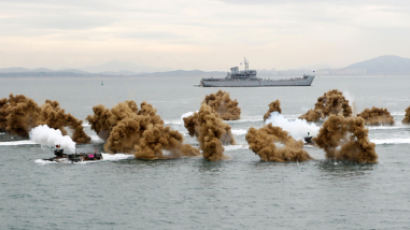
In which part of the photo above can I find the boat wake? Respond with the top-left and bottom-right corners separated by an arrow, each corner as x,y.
0,140 -> 36,146
367,125 -> 410,130
101,153 -> 135,161
372,138 -> 410,145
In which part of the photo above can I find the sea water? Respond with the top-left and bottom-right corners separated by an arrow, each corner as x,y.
0,75 -> 410,229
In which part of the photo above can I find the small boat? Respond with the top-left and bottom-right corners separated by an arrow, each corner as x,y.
43,153 -> 103,163
43,146 -> 103,162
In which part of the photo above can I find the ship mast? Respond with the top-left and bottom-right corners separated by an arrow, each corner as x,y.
244,57 -> 249,71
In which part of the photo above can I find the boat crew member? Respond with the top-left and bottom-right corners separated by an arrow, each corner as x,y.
304,132 -> 313,144
54,144 -> 64,157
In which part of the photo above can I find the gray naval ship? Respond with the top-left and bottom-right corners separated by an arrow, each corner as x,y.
200,58 -> 315,87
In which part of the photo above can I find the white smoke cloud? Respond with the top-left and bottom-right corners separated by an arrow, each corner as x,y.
29,125 -> 76,153
181,111 -> 195,119
265,112 -> 320,140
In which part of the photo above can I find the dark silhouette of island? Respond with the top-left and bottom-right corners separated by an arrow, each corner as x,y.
0,68 -> 225,78
325,55 -> 410,75
1,55 -> 410,77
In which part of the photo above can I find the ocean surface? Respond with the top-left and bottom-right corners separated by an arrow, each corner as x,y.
0,75 -> 410,229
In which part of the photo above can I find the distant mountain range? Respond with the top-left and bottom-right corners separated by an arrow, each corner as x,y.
1,55 -> 410,77
0,68 -> 226,78
318,55 -> 410,75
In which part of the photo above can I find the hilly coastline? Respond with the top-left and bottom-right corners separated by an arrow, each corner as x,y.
1,55 -> 410,77
320,55 -> 410,75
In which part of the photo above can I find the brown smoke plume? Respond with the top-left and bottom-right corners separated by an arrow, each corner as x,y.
0,97 -> 10,132
183,110 -> 235,145
196,104 -> 230,161
183,112 -> 199,137
86,100 -> 139,140
313,115 -> 377,163
263,100 -> 282,121
299,89 -> 352,122
1,94 -> 41,137
403,107 -> 410,124
0,94 -> 90,143
246,124 -> 312,162
203,90 -> 241,120
100,101 -> 200,159
39,100 -> 90,143
357,107 -> 394,126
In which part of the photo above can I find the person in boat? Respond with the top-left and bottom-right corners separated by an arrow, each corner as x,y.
54,144 -> 64,157
304,132 -> 313,144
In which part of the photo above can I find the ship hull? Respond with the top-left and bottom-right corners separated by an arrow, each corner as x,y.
200,75 -> 314,87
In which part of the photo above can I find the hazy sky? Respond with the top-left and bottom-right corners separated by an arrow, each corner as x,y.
1,0 -> 410,72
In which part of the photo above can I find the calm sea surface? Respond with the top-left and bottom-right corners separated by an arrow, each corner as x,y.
0,75 -> 410,229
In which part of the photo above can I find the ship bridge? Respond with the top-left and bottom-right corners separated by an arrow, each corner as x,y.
226,58 -> 257,80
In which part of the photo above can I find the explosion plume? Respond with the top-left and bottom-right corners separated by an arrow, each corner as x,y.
86,100 -> 139,140
183,112 -> 199,137
0,94 -> 90,143
196,104 -> 229,161
263,100 -> 282,121
299,89 -> 352,122
357,107 -> 394,126
313,115 -> 377,163
40,100 -> 90,143
402,107 -> 410,124
99,101 -> 200,159
203,90 -> 241,120
0,98 -> 8,132
246,124 -> 311,162
0,94 -> 41,137
183,110 -> 235,145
